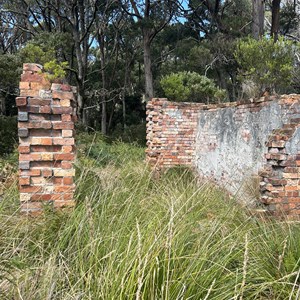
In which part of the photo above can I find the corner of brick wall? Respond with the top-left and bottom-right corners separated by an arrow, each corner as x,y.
146,95 -> 300,218
146,98 -> 204,170
260,96 -> 300,218
17,63 -> 77,215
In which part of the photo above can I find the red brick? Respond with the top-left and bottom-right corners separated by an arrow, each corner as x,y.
28,98 -> 51,106
30,194 -> 52,201
19,81 -> 30,90
21,72 -> 44,82
54,153 -> 75,161
20,153 -> 41,161
54,186 -> 74,193
53,178 -> 63,185
52,107 -> 73,115
16,97 -> 27,107
31,177 -> 47,184
31,82 -> 51,90
61,114 -> 72,122
53,161 -> 62,168
30,129 -> 60,137
20,169 -> 41,177
61,161 -> 73,169
29,137 -> 52,145
62,130 -> 73,138
19,186 -> 42,193
51,194 -> 64,201
61,84 -> 72,91
23,63 -> 43,72
52,91 -> 74,100
42,169 -> 53,177
19,177 -> 30,186
19,145 -> 30,153
39,106 -> 51,114
60,99 -> 71,107
31,161 -> 53,168
31,145 -> 61,152
52,122 -> 74,130
53,169 -> 75,177
62,146 -> 73,153
19,121 -> 52,129
53,138 -> 74,145
29,114 -> 50,121
63,177 -> 73,185
63,193 -> 74,201
20,89 -> 39,97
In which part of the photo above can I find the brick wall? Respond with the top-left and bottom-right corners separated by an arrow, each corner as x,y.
17,63 -> 76,214
260,96 -> 300,217
146,99 -> 204,169
146,96 -> 300,217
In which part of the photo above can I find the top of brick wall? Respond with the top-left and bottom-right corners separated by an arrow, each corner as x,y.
147,95 -> 300,111
20,63 -> 77,98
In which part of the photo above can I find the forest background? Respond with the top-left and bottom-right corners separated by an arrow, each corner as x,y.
1,0 -> 300,150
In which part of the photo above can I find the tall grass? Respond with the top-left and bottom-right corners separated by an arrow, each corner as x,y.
0,134 -> 300,299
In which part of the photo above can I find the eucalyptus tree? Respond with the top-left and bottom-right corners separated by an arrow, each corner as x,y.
121,0 -> 181,101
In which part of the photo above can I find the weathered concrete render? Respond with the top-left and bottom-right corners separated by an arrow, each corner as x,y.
146,96 -> 300,217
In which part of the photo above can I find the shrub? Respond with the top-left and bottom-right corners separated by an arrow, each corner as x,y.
0,116 -> 17,156
235,36 -> 297,94
160,71 -> 226,103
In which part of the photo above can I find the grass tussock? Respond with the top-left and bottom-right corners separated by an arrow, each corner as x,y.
0,134 -> 300,299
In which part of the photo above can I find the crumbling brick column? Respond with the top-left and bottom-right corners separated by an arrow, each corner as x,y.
260,97 -> 300,218
16,63 -> 76,214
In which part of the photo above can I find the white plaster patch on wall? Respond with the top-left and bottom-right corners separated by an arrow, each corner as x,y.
195,102 -> 285,193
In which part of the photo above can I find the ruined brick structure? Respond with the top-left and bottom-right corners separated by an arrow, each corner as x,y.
17,63 -> 76,214
146,96 -> 300,217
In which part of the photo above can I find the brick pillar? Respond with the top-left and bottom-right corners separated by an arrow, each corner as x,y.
260,118 -> 300,218
16,63 -> 76,214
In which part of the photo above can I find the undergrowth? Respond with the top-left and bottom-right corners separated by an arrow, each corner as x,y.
0,133 -> 300,299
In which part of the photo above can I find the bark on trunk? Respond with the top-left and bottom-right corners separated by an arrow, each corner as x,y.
143,30 -> 154,101
252,0 -> 265,39
271,0 -> 281,42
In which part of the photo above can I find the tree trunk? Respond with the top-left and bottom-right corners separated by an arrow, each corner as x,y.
99,33 -> 107,135
271,0 -> 281,41
252,0 -> 265,39
143,30 -> 154,101
0,97 -> 5,116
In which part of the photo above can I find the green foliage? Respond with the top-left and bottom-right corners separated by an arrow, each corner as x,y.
0,116 -> 17,156
235,36 -> 297,93
76,131 -> 145,167
160,71 -> 227,103
1,138 -> 300,298
19,32 -> 69,81
44,60 -> 68,82
0,54 -> 21,88
19,43 -> 55,66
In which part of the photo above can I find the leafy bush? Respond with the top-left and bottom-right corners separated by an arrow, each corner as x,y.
0,116 -> 17,156
235,36 -> 297,94
160,71 -> 226,103
44,60 -> 68,82
19,40 -> 68,82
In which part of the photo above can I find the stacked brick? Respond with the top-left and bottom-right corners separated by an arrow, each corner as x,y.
146,98 -> 204,169
146,95 -> 300,217
17,63 -> 76,214
260,96 -> 300,217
